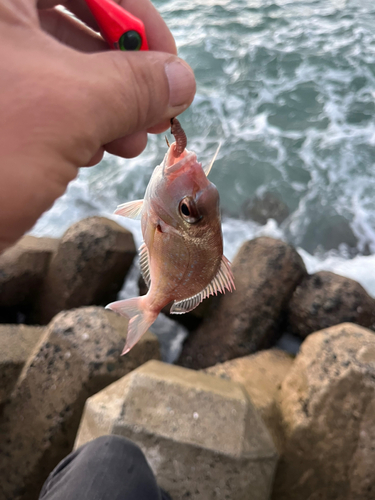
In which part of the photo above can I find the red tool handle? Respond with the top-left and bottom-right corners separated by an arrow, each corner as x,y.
84,0 -> 149,51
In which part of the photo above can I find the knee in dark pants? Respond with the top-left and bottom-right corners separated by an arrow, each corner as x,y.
49,435 -> 145,479
40,435 -> 168,500
81,435 -> 145,461
81,435 -> 149,471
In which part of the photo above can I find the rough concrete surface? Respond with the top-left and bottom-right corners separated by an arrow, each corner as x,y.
0,307 -> 160,500
0,235 -> 58,308
75,360 -> 278,500
204,348 -> 294,451
37,217 -> 136,324
0,324 -> 45,406
287,271 -> 375,338
272,323 -> 375,500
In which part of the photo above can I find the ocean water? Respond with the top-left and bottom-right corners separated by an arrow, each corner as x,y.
32,0 -> 375,298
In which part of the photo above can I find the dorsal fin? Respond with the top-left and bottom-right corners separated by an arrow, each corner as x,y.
203,143 -> 221,176
170,255 -> 235,314
114,199 -> 144,219
139,242 -> 151,288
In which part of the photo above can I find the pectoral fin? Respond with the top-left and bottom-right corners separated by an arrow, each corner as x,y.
114,199 -> 144,219
170,255 -> 235,314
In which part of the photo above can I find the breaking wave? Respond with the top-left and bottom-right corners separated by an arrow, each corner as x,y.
31,0 -> 375,297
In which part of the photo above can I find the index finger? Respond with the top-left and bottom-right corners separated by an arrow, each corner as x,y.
37,0 -> 177,54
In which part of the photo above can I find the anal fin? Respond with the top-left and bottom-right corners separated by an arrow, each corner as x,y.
170,255 -> 235,314
139,242 -> 151,288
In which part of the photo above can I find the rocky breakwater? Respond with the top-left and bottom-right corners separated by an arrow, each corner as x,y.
177,237 -> 307,368
0,308 -> 160,500
286,270 -> 375,338
177,236 -> 375,369
200,323 -> 375,500
272,323 -> 375,500
0,217 -> 160,500
75,360 -> 279,500
72,324 -> 375,500
36,216 -> 137,324
0,216 -> 137,325
0,236 -> 58,323
1,219 -> 375,500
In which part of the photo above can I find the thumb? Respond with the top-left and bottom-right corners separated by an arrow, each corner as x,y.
81,51 -> 196,147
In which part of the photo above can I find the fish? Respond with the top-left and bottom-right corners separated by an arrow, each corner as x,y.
106,118 -> 235,355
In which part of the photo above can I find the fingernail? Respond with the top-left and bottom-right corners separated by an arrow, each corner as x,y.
165,60 -> 196,108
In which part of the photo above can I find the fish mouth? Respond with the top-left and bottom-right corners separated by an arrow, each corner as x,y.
163,149 -> 196,176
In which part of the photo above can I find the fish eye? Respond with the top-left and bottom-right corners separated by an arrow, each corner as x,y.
181,203 -> 190,216
119,31 -> 142,51
179,197 -> 201,224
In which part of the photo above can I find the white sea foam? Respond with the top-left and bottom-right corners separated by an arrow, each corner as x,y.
30,0 -> 375,301
298,249 -> 375,298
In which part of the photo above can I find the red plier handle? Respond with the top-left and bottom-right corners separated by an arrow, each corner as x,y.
84,0 -> 149,51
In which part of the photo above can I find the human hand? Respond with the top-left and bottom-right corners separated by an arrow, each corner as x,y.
0,0 -> 196,252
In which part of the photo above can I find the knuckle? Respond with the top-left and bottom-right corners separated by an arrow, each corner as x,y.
107,53 -> 164,132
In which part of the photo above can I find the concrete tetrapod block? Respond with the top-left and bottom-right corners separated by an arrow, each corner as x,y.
37,217 -> 137,324
272,323 -> 375,500
0,307 -> 160,500
286,271 -> 375,338
204,349 -> 294,452
0,235 -> 58,308
0,324 -> 45,405
75,360 -> 278,500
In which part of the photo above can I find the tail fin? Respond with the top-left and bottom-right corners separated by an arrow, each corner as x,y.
105,297 -> 157,355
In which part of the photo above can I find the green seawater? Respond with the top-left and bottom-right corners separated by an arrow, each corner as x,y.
33,0 -> 375,293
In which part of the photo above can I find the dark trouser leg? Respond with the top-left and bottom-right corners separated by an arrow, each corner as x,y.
39,435 -> 171,500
